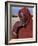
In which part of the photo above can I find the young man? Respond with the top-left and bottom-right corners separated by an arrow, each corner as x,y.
11,7 -> 33,39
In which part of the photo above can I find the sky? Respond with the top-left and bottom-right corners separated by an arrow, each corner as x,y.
11,7 -> 33,16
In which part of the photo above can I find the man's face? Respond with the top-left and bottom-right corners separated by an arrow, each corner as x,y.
19,12 -> 27,23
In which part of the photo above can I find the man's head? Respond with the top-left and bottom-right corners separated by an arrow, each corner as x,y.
18,7 -> 32,26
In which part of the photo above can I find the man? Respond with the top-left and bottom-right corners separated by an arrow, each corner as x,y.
11,7 -> 33,39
